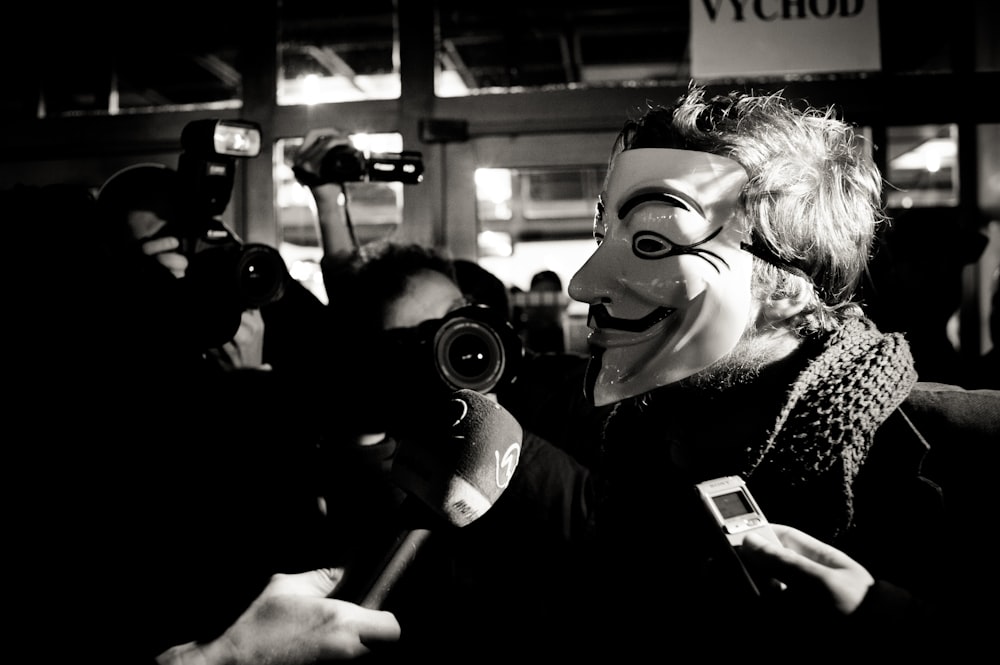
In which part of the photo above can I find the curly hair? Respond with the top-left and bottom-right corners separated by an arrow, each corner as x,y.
613,82 -> 887,333
339,239 -> 458,332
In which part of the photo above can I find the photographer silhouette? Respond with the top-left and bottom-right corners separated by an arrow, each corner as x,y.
94,118 -> 310,371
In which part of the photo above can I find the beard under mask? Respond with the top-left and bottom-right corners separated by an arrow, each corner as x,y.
677,323 -> 786,392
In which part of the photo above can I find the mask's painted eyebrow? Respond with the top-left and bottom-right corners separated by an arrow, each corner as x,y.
618,190 -> 705,220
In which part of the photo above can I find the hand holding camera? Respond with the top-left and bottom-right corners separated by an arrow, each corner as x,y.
98,120 -> 289,350
292,129 -> 424,187
140,233 -> 189,279
292,129 -> 352,188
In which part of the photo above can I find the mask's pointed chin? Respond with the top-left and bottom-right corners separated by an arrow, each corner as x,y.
583,348 -> 604,406
585,349 -> 661,407
591,383 -> 620,408
584,318 -> 746,406
583,257 -> 754,406
586,359 -> 675,406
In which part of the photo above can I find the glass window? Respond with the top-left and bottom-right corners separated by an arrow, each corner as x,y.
435,4 -> 691,97
886,124 -> 959,209
37,52 -> 111,117
15,3 -> 994,119
277,1 -> 399,105
879,1 -> 959,75
32,5 -> 247,117
473,164 -> 605,354
113,50 -> 243,114
476,166 -> 603,256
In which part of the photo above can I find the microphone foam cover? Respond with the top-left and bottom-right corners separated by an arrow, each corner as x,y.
392,389 -> 523,527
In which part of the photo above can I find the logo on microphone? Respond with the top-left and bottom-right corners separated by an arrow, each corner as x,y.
495,443 -> 520,489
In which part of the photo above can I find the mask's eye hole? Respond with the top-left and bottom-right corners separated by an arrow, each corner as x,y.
592,198 -> 607,246
633,231 -> 673,259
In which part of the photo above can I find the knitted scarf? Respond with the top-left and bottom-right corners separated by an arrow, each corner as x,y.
743,316 -> 917,537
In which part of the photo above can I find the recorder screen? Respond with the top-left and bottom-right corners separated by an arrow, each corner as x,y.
714,490 -> 753,519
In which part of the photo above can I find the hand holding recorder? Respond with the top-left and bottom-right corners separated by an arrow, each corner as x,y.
698,476 -> 875,613
741,524 -> 875,615
696,475 -> 783,596
696,475 -> 781,548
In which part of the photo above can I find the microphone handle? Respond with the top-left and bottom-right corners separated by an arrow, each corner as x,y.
359,528 -> 432,609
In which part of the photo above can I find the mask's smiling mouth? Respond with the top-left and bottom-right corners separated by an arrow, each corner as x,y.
586,304 -> 675,347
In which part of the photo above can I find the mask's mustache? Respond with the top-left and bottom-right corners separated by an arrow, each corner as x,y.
588,304 -> 674,333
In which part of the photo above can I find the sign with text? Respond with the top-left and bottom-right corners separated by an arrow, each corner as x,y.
690,0 -> 881,78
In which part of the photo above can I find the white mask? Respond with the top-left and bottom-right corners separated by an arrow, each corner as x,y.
568,148 -> 752,406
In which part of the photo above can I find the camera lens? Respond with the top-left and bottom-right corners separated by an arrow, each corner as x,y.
237,243 -> 288,307
448,332 -> 492,378
434,318 -> 506,393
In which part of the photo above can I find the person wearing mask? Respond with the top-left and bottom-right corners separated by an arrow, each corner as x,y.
561,82 -> 997,660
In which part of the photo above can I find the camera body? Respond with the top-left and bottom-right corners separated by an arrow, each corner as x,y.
293,142 -> 425,186
172,119 -> 288,311
167,221 -> 288,311
382,304 -> 524,396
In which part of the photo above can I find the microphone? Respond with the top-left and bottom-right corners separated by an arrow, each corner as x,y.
329,388 -> 524,609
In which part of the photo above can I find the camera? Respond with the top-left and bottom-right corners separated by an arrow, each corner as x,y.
293,142 -> 424,186
159,219 -> 288,311
381,304 -> 524,395
97,119 -> 289,349
173,119 -> 288,310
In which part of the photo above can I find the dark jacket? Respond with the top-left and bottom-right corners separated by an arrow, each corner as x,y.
382,345 -> 1000,660
567,379 -> 999,661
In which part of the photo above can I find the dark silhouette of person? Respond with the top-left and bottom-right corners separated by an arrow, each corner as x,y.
521,269 -> 567,354
864,207 -> 989,387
